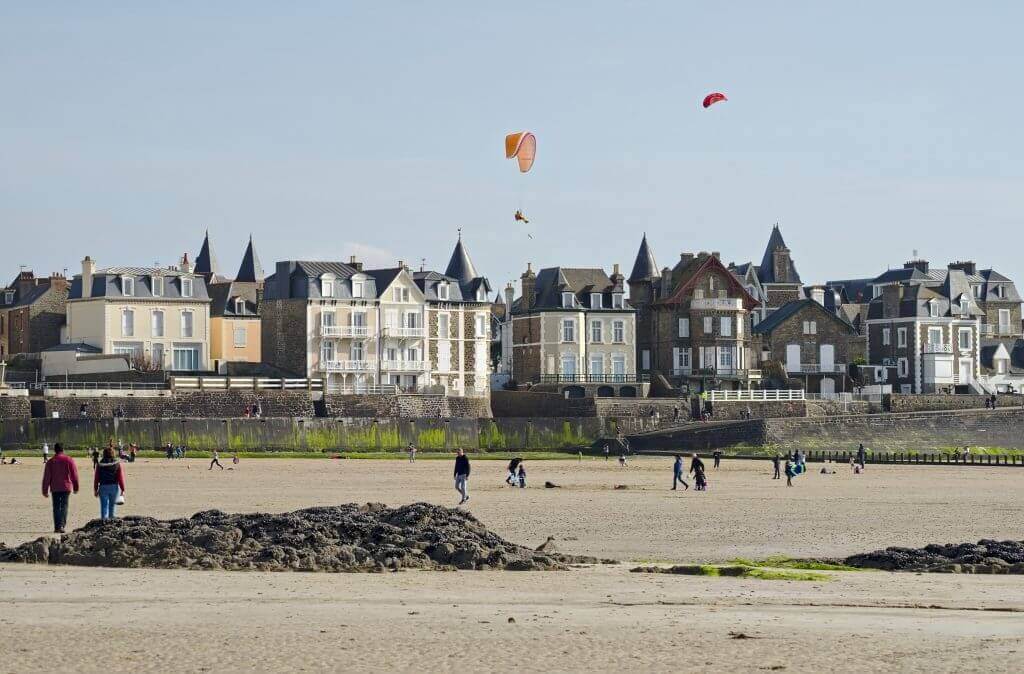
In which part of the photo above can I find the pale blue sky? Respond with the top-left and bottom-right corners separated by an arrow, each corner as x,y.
2,2 -> 1022,291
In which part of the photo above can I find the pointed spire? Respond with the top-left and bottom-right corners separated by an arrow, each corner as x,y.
628,233 -> 659,282
444,233 -> 480,287
235,235 -> 264,283
195,230 -> 219,279
757,224 -> 800,285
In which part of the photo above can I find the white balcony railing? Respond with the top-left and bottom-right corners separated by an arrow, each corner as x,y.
322,325 -> 373,338
674,367 -> 761,379
380,360 -> 425,372
710,389 -> 805,402
690,298 -> 743,311
790,363 -> 847,374
320,359 -> 377,372
981,324 -> 1016,337
923,343 -> 953,354
385,326 -> 425,338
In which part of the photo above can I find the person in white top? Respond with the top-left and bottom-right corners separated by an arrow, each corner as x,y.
209,450 -> 224,471
42,442 -> 50,463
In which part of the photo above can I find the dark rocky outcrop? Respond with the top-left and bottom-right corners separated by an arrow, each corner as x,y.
0,503 -> 585,572
846,539 -> 1024,574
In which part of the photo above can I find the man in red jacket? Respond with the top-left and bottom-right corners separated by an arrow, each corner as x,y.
41,443 -> 79,534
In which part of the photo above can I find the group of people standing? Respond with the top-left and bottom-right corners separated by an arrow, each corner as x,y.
672,452 -> 712,491
41,442 -> 128,533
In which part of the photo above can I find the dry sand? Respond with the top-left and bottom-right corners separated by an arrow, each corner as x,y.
2,456 -> 1023,672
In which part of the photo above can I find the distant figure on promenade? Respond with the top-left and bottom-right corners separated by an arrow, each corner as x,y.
618,450 -> 627,467
407,443 -> 417,463
42,442 -> 50,464
506,457 -> 522,485
772,453 -> 782,480
603,444 -> 610,461
784,459 -> 795,487
454,449 -> 471,504
517,462 -> 526,488
713,449 -> 722,469
795,450 -> 806,468
94,446 -> 126,521
41,443 -> 79,534
90,447 -> 100,469
672,454 -> 689,491
856,444 -> 867,469
209,449 -> 224,471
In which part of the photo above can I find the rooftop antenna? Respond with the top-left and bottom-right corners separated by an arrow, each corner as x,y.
457,227 -> 462,239
420,257 -> 426,272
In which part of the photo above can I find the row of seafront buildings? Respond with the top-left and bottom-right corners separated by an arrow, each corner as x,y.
1,233 -> 493,396
497,226 -> 1024,396
2,225 -> 1022,397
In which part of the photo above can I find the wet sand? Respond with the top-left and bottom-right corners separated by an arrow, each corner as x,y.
2,457 -> 1023,672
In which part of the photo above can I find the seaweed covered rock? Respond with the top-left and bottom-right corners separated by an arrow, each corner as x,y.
846,539 -> 1024,573
0,503 -> 584,572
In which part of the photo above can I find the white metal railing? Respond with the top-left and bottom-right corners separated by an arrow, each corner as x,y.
325,384 -> 399,395
710,389 -> 805,402
319,360 -> 377,372
322,325 -> 372,338
981,324 -> 1016,337
20,381 -> 168,391
690,298 -> 743,311
380,360 -> 425,371
923,343 -> 952,354
386,327 -> 425,338
793,363 -> 846,374
170,376 -> 322,390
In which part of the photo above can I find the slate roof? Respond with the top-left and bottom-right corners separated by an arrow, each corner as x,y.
826,278 -> 873,304
195,231 -> 219,278
208,281 -> 260,318
628,234 -> 659,282
865,281 -> 984,320
521,267 -> 629,312
980,338 -> 1024,373
68,268 -> 210,301
235,236 -> 264,283
752,299 -> 856,335
42,342 -> 102,354
979,269 -> 1022,302
0,281 -> 55,308
658,253 -> 759,309
413,270 -> 485,303
757,225 -> 801,285
264,261 -> 368,300
443,236 -> 491,299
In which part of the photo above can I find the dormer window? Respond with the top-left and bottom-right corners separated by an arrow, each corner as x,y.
476,287 -> 486,302
234,298 -> 246,314
590,293 -> 603,309
121,276 -> 135,296
561,292 -> 575,309
180,277 -> 194,298
352,280 -> 364,299
612,293 -> 624,309
995,285 -> 1005,299
928,300 -> 939,318
438,283 -> 450,301
151,276 -> 163,297
960,295 -> 969,312
972,285 -> 981,298
2,290 -> 13,304
321,274 -> 335,298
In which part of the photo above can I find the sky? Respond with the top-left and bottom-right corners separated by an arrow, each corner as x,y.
2,2 -> 1022,292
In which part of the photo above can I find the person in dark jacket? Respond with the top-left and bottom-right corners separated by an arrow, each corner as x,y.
506,457 -> 522,485
772,453 -> 781,480
689,453 -> 705,477
856,444 -> 867,469
690,453 -> 708,491
517,463 -> 526,488
41,443 -> 79,533
454,449 -> 471,505
713,449 -> 722,469
94,447 -> 127,520
672,454 -> 689,491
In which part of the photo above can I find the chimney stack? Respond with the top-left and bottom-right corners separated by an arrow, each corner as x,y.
348,255 -> 363,271
81,256 -> 96,299
504,282 -> 515,310
179,252 -> 194,274
808,285 -> 826,306
520,263 -> 537,310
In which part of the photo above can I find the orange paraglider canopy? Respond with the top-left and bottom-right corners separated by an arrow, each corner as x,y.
505,132 -> 536,172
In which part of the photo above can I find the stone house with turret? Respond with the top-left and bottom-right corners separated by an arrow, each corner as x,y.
729,225 -> 803,327
0,271 -> 70,359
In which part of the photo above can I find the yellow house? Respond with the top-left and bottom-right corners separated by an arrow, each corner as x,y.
198,234 -> 263,368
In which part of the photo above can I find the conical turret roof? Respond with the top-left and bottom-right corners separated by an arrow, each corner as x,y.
235,235 -> 264,282
628,233 -> 659,282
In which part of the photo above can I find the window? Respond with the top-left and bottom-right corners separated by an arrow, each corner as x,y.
407,347 -> 420,362
321,277 -> 335,297
958,327 -> 972,352
720,317 -> 732,337
562,319 -> 575,343
350,341 -> 365,361
151,310 -> 164,337
321,340 -> 335,363
897,357 -> 909,378
172,346 -> 200,371
611,354 -> 626,376
959,296 -> 969,313
997,359 -> 1008,374
927,327 -> 942,345
181,311 -> 194,338
589,355 -> 604,376
641,349 -> 650,370
678,318 -> 689,338
995,285 -> 1005,299
113,342 -> 141,358
999,309 -> 1011,334
561,292 -> 575,308
973,285 -> 981,298
351,311 -> 368,330
708,276 -> 716,292
694,289 -> 705,300
928,300 -> 939,318
751,313 -> 759,327
590,293 -> 603,309
151,343 -> 163,367
404,312 -> 419,329
151,276 -> 163,297
352,281 -> 364,298
121,309 -> 134,337
612,293 -> 624,309
234,298 -> 245,314
703,317 -> 713,335
438,283 -> 449,300
613,320 -> 624,343
322,311 -> 336,328
437,313 -> 449,336
591,320 -> 602,343
897,328 -> 907,347
476,287 -> 486,302
383,309 -> 397,329
122,276 -> 135,296
437,342 -> 451,371
900,384 -> 912,394
680,349 -> 691,369
560,354 -> 577,376
718,348 -> 734,370
2,290 -> 12,304
474,314 -> 486,338
802,320 -> 817,335
737,315 -> 744,336
233,327 -> 247,347
180,277 -> 193,298
882,328 -> 891,345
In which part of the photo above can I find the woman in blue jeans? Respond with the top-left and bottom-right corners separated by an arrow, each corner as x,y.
93,447 -> 126,520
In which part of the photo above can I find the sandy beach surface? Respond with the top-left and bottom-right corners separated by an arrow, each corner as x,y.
2,456 -> 1023,672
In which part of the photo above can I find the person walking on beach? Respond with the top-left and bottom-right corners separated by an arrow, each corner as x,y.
209,449 -> 224,471
454,449 -> 471,505
603,444 -> 610,461
713,449 -> 722,469
672,454 -> 689,491
407,443 -> 417,463
42,442 -> 50,463
94,446 -> 126,521
41,443 -> 79,534
506,457 -> 522,485
784,459 -> 795,487
690,453 -> 707,491
772,453 -> 781,479
856,443 -> 867,469
517,462 -> 526,488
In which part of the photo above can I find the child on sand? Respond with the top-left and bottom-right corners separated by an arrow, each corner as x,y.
517,463 -> 526,488
209,450 -> 224,471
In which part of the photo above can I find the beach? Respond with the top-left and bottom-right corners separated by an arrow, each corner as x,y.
2,456 -> 1023,672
